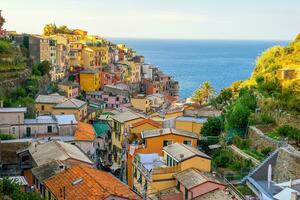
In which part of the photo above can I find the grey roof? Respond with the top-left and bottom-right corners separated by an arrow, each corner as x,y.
245,147 -> 300,198
142,128 -> 199,139
110,110 -> 143,123
24,116 -> 56,124
137,153 -> 165,171
54,98 -> 87,109
55,114 -> 77,125
31,160 -> 74,182
174,168 -> 223,189
80,68 -> 98,74
163,143 -> 211,162
0,107 -> 27,113
176,116 -> 207,123
27,141 -> 93,166
58,81 -> 79,87
35,94 -> 65,104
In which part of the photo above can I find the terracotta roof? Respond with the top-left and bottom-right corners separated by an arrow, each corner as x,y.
44,165 -> 140,200
131,119 -> 161,128
74,122 -> 96,141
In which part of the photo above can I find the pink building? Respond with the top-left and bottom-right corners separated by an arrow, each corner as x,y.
172,168 -> 227,200
86,91 -> 130,109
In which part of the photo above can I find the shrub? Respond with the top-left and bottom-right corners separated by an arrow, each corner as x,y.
201,117 -> 223,136
0,134 -> 15,140
260,147 -> 273,156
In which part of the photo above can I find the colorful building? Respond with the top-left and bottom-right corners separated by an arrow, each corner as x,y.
52,98 -> 87,121
79,68 -> 101,92
174,116 -> 207,135
110,110 -> 144,164
74,122 -> 96,159
57,81 -> 79,98
100,71 -> 117,87
131,143 -> 211,198
82,47 -> 95,68
127,128 -> 199,189
130,119 -> 161,140
131,95 -> 151,113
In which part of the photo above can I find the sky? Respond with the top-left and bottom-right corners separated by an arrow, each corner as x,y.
1,0 -> 300,40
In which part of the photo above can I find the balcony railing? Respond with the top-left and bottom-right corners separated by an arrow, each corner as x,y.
133,157 -> 181,180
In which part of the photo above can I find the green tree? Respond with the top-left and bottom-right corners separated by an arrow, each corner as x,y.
0,178 -> 43,200
201,117 -> 223,136
37,60 -> 50,76
192,81 -> 214,105
226,102 -> 251,130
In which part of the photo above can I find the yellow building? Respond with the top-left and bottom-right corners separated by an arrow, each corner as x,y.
52,98 -> 87,121
131,95 -> 151,113
132,143 -> 211,198
79,68 -> 100,92
35,94 -> 66,115
130,62 -> 141,83
175,116 -> 207,135
110,110 -> 144,164
82,47 -> 95,68
57,81 -> 79,98
35,94 -> 87,120
98,45 -> 109,65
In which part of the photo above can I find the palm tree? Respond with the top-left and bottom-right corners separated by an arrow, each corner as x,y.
192,81 -> 214,105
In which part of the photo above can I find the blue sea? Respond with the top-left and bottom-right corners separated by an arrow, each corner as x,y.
110,38 -> 289,99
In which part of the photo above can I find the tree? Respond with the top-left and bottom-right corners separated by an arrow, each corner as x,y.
43,23 -> 73,36
211,88 -> 233,109
226,102 -> 251,130
201,117 -> 223,136
37,60 -> 50,76
0,178 -> 43,200
192,81 -> 214,105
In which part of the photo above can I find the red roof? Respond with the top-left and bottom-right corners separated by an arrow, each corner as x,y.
74,122 -> 96,141
131,119 -> 161,128
44,165 -> 140,200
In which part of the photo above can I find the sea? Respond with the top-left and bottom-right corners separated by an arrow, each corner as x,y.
109,38 -> 289,99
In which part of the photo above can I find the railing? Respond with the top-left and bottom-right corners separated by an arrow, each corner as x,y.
133,157 -> 152,180
152,164 -> 181,175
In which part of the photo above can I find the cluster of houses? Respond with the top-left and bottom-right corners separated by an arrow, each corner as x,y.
1,11 -> 300,200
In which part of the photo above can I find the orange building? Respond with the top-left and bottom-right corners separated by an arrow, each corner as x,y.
130,119 -> 161,140
127,128 -> 199,188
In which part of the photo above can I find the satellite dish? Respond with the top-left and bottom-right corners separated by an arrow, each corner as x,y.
268,164 -> 272,189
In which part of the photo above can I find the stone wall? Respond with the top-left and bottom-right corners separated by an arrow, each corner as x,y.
248,126 -> 278,151
0,68 -> 31,92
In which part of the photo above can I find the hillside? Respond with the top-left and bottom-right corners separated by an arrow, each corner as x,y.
236,34 -> 300,91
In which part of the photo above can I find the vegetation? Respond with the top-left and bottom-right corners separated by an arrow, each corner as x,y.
211,88 -> 233,109
266,125 -> 300,145
212,148 -> 253,171
201,117 -> 223,136
0,177 -> 44,200
43,23 -> 73,36
192,81 -> 214,105
0,133 -> 15,140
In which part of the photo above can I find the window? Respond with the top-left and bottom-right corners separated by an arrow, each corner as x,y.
183,140 -> 192,146
144,181 -> 147,191
47,126 -> 52,133
138,173 -> 142,184
163,140 -> 172,147
41,105 -> 45,111
134,167 -> 137,178
177,181 -> 180,190
12,127 -> 16,134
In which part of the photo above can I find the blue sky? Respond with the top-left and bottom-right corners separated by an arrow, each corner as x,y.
1,0 -> 300,40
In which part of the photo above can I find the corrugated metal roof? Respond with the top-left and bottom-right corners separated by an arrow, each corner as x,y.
24,116 -> 56,124
0,107 -> 27,113
142,128 -> 198,139
55,114 -> 77,125
163,143 -> 211,162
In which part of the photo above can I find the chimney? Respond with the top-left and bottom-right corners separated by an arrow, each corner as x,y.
290,192 -> 298,200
